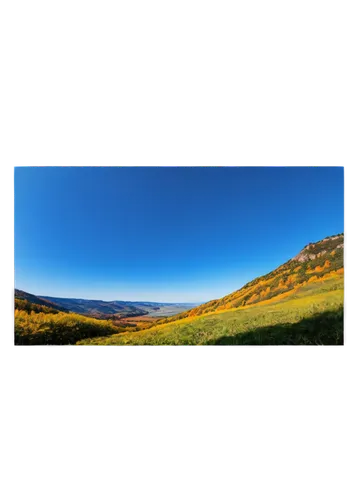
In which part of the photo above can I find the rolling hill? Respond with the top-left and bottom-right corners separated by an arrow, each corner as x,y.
15,289 -> 69,312
37,296 -> 146,319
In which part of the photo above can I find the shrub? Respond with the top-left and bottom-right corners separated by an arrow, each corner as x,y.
15,310 -> 118,345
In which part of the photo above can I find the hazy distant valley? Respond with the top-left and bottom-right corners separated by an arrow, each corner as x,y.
15,290 -> 198,320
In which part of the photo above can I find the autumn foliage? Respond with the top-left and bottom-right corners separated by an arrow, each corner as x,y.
15,307 -> 118,345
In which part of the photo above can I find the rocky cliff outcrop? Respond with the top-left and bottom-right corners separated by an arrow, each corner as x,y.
292,234 -> 345,263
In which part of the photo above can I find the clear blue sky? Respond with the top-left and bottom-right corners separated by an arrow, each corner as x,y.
15,167 -> 344,302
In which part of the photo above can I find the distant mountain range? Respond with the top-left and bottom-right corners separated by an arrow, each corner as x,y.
14,289 -> 198,319
38,296 -> 146,318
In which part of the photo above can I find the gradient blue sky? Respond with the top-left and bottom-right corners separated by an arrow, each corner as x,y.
15,167 -> 344,302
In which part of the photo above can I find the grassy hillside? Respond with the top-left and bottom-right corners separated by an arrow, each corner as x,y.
78,276 -> 343,345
